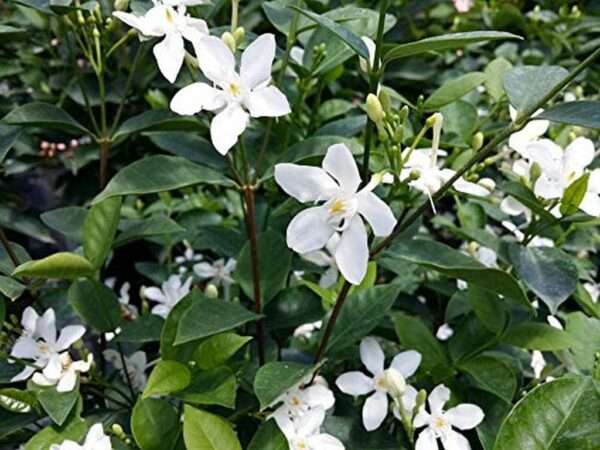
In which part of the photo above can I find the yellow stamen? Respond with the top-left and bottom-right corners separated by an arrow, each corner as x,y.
329,199 -> 346,214
229,83 -> 241,96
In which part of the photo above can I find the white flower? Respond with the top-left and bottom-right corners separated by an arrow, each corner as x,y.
105,278 -> 137,320
584,282 -> 599,303
546,315 -> 563,330
275,144 -> 396,284
144,274 -> 192,318
272,383 -> 335,421
103,350 -> 148,392
193,258 -> 236,287
170,33 -> 291,155
436,324 -> 454,341
530,351 -> 546,379
508,106 -> 549,155
175,245 -> 203,273
335,337 -> 421,431
10,307 -> 86,382
453,0 -> 473,12
414,384 -> 484,450
359,36 -> 377,73
32,353 -> 93,392
293,321 -> 323,339
501,221 -> 554,248
50,423 -> 112,450
275,407 -> 345,450
301,234 -> 340,288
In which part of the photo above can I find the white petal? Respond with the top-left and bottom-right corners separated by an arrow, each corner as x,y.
193,262 -> 218,279
241,33 -> 276,89
194,35 -> 236,85
296,407 -> 326,436
245,86 -> 291,118
287,206 -> 333,254
274,163 -> 338,203
334,216 -> 368,285
144,287 -> 166,303
10,337 -> 39,360
21,307 -> 39,334
563,137 -> 595,175
579,192 -> 600,217
413,407 -> 431,428
153,32 -> 185,83
56,326 -> 86,351
38,309 -> 57,345
415,428 -> 439,450
500,196 -> 528,216
320,266 -> 339,288
11,366 -> 36,382
304,385 -> 335,410
170,82 -> 225,115
362,391 -> 388,431
534,174 -> 563,199
441,429 -> 471,450
390,350 -> 422,378
57,371 -> 78,392
323,144 -> 361,193
335,371 -> 374,396
525,139 -> 563,176
113,11 -> 159,36
302,250 -> 332,267
32,373 -> 54,387
428,384 -> 450,415
210,105 -> 249,155
151,304 -> 171,318
307,434 -> 345,450
356,190 -> 396,236
401,385 -> 419,414
360,337 -> 385,375
445,404 -> 485,430
180,19 -> 209,43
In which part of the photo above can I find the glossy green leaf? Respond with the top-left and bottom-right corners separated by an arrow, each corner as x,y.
0,388 -> 36,413
0,275 -> 25,301
143,360 -> 191,399
160,293 -> 197,362
183,406 -> 242,450
247,420 -> 289,450
565,312 -> 600,373
0,125 -> 21,164
3,102 -> 90,134
113,110 -> 203,140
0,205 -> 55,245
0,242 -> 29,276
94,156 -> 233,204
145,131 -> 225,170
502,322 -> 575,351
468,286 -> 507,334
537,101 -> 600,129
40,207 -> 86,243
131,398 -> 179,450
114,216 -> 184,247
68,279 -> 121,332
504,65 -> 569,113
193,333 -> 252,370
115,315 -> 164,343
176,366 -> 237,408
175,292 -> 260,345
12,252 -> 94,280
485,57 -> 513,101
424,72 -> 486,110
560,173 -> 589,216
83,196 -> 121,270
254,361 -> 316,410
459,355 -> 517,403
37,388 -> 79,426
24,417 -> 87,450
383,31 -> 521,64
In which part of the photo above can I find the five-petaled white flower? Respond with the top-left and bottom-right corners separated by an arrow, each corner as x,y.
275,407 -> 345,450
274,143 -> 396,285
193,258 -> 236,287
170,33 -> 291,155
50,423 -> 112,450
508,106 -> 549,155
272,382 -> 335,421
336,337 -> 422,431
113,0 -> 209,83
10,307 -> 86,382
301,234 -> 340,288
33,353 -> 93,392
414,384 -> 484,450
144,274 -> 193,318
104,350 -> 148,392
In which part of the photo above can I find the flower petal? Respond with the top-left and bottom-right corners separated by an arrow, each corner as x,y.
210,105 -> 249,155
428,384 -> 450,415
335,371 -> 374,396
445,404 -> 485,430
362,391 -> 388,431
334,216 -> 368,285
143,287 -> 166,303
57,371 -> 78,393
563,137 -> 595,176
286,206 -> 333,254
170,82 -> 225,115
579,191 -> 600,217
356,190 -> 396,236
307,434 -> 345,450
11,366 -> 36,382
390,350 -> 422,378
56,325 -> 86,351
240,33 -> 275,89
10,337 -> 39,360
415,428 -> 439,450
304,385 -> 335,410
360,337 -> 385,376
245,86 -> 291,118
194,35 -> 236,85
441,429 -> 471,450
323,143 -> 361,193
153,32 -> 185,83
21,307 -> 39,335
37,309 -> 57,346
525,139 -> 563,177
274,163 -> 338,203
534,174 -> 563,200
193,262 -> 218,279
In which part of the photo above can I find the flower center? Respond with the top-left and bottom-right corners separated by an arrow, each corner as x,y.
432,415 -> 448,434
228,83 -> 241,97
38,342 -> 50,354
374,373 -> 389,391
329,199 -> 346,215
165,8 -> 174,23
289,395 -> 302,407
293,439 -> 308,450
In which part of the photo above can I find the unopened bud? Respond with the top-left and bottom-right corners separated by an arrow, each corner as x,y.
233,26 -> 245,44
114,0 -> 129,11
378,89 -> 392,115
478,177 -> 496,192
530,161 -> 542,183
366,93 -> 385,125
221,32 -> 236,52
398,105 -> 409,123
415,389 -> 427,413
93,27 -> 100,38
204,284 -> 219,298
77,10 -> 85,25
384,368 -> 406,399
426,112 -> 443,129
472,132 -> 484,151
111,424 -> 125,439
409,169 -> 421,181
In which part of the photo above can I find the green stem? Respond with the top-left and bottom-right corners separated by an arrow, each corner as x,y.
110,43 -> 145,137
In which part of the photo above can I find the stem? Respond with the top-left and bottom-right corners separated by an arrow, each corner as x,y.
231,0 -> 239,32
99,139 -> 110,188
110,43 -> 145,137
313,281 -> 352,362
243,186 -> 266,365
116,341 -> 137,401
0,229 -> 20,267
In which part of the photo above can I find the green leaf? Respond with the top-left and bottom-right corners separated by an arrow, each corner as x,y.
383,31 -> 521,64
68,279 -> 121,332
386,239 -> 530,308
537,101 -> 600,129
560,173 -> 589,216
484,57 -> 513,101
504,65 -> 569,113
183,406 -> 242,450
467,286 -> 507,334
0,275 -> 25,301
3,102 -> 90,134
94,156 -> 233,204
565,312 -> 600,373
115,315 -> 164,343
131,398 -> 179,450
0,205 -> 55,245
424,72 -> 486,110
502,322 -> 575,351
143,360 -> 191,399
24,417 -> 88,450
114,216 -> 184,247
254,361 -> 316,410
176,366 -> 237,408
113,110 -> 203,140
501,182 -> 558,223
37,388 -> 79,426
247,420 -> 289,450
145,132 -> 225,171
160,293 -> 197,362
0,125 -> 21,164
459,355 -> 516,403
40,207 -> 87,243
507,245 -> 578,314
175,292 -> 260,345
236,230 -> 292,304
0,388 -> 36,413
392,311 -> 449,371
494,376 -> 600,450
12,252 -> 94,280
291,6 -> 370,59
83,196 -> 121,270
323,284 -> 401,355
193,333 -> 252,370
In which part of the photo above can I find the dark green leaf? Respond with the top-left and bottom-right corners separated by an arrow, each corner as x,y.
37,388 -> 79,426
247,420 -> 289,450
115,315 -> 164,343
254,361 -> 316,410
176,366 -> 237,408
0,275 -> 25,301
468,286 -> 507,334
537,101 -> 600,129
565,312 -> 600,373
113,110 -> 203,140
485,57 -> 513,101
424,72 -> 486,110
145,131 -> 226,170
40,207 -> 86,243
83,197 -> 121,270
24,417 -> 88,450
502,322 -> 575,351
0,125 -> 21,164
504,65 -> 569,113
459,355 -> 516,403
132,398 -> 180,450
3,103 -> 90,134
12,252 -> 94,280
114,216 -> 184,247
68,279 -> 121,332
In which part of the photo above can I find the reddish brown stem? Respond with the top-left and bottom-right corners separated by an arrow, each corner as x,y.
99,140 -> 111,189
314,281 -> 352,363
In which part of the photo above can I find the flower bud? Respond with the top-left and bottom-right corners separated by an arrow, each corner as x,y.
77,10 -> 85,25
221,32 -> 236,52
233,26 -> 245,44
426,112 -> 443,129
93,27 -> 101,38
111,424 -> 125,439
204,283 -> 219,298
478,177 -> 496,192
415,389 -> 427,412
384,368 -> 406,400
530,161 -> 542,183
378,89 -> 392,115
398,105 -> 409,123
472,132 -> 484,151
409,169 -> 421,181
366,93 -> 385,125
114,0 -> 129,11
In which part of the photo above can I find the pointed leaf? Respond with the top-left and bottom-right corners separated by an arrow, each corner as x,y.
537,101 -> 600,129
143,360 -> 191,399
83,196 -> 121,269
3,102 -> 90,134
183,406 -> 242,450
12,252 -> 94,280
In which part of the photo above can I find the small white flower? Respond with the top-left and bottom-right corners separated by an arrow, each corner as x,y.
275,143 -> 396,285
113,1 -> 209,83
336,337 -> 421,431
193,258 -> 236,287
293,321 -> 323,339
272,383 -> 335,420
508,106 -> 549,155
530,351 -> 546,379
546,315 -> 563,330
105,278 -> 137,319
32,353 -> 93,393
50,423 -> 112,450
301,234 -> 340,288
414,384 -> 484,450
144,274 -> 192,318
10,307 -> 86,383
436,324 -> 454,341
103,350 -> 148,392
170,33 -> 291,154
275,407 -> 345,450
453,0 -> 474,13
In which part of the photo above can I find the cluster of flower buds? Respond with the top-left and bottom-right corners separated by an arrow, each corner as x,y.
365,90 -> 409,144
39,136 -> 91,159
221,27 -> 245,52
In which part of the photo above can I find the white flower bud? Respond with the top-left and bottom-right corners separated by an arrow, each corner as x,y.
384,368 -> 406,400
